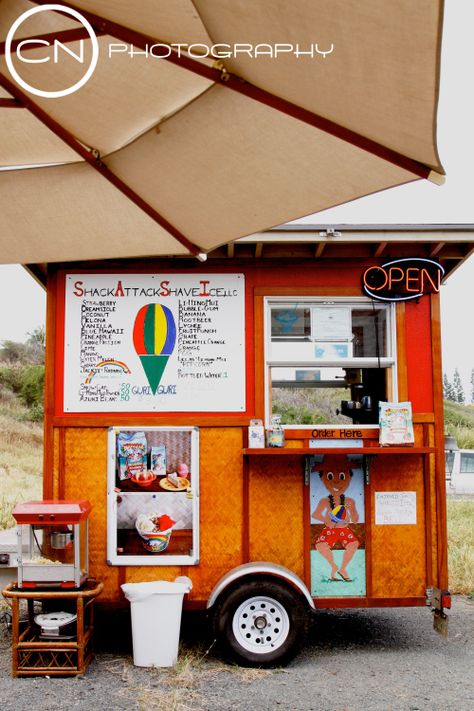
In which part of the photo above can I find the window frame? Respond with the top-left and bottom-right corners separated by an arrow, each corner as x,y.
263,295 -> 398,429
106,426 -> 200,566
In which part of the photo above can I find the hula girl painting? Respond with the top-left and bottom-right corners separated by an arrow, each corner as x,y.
310,454 -> 366,596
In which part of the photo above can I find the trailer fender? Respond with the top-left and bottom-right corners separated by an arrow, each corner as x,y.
206,562 -> 315,610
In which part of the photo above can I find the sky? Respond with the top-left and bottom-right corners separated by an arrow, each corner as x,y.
301,2 -> 474,391
0,3 -> 473,393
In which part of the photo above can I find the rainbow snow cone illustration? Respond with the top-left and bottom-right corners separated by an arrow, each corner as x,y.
133,304 -> 176,394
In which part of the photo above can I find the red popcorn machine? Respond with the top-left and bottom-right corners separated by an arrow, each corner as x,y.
12,500 -> 92,589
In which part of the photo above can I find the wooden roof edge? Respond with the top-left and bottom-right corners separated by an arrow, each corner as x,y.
241,224 -> 474,243
267,223 -> 474,233
17,227 -> 474,282
22,263 -> 47,289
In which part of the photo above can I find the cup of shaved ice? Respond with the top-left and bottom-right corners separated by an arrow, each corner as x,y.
135,513 -> 176,552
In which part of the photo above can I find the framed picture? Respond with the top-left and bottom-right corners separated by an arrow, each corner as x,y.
309,454 -> 366,597
107,426 -> 199,565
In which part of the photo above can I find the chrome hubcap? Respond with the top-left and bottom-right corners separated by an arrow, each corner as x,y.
232,595 -> 290,654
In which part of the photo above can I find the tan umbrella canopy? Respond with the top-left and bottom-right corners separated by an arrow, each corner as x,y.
0,0 -> 445,265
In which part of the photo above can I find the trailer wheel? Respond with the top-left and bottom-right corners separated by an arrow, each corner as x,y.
213,579 -> 309,667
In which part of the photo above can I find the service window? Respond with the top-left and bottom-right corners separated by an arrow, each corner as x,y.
107,426 -> 199,566
265,297 -> 396,426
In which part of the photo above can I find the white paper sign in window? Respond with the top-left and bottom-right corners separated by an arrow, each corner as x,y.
312,307 -> 351,341
63,273 -> 245,412
375,491 -> 417,525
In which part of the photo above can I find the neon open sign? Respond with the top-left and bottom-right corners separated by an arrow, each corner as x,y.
362,258 -> 445,302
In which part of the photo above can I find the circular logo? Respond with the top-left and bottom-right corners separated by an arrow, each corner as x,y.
5,4 -> 99,99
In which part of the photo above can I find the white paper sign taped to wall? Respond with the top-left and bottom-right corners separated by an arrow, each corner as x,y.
375,491 -> 417,525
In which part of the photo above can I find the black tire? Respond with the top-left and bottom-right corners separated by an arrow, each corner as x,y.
213,577 -> 310,667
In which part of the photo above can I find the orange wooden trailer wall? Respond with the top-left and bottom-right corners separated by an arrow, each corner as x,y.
42,259 -> 448,606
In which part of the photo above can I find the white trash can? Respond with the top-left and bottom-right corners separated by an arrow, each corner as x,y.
121,576 -> 192,667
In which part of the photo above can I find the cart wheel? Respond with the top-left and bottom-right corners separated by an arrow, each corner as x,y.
214,578 -> 309,667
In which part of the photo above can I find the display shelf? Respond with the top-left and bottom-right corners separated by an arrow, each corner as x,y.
2,580 -> 103,677
116,476 -> 191,493
116,529 -> 192,557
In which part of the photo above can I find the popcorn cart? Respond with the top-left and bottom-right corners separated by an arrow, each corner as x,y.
12,500 -> 91,589
27,225 -> 474,666
4,500 -> 102,677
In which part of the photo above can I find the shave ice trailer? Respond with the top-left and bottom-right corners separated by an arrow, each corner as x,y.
40,226 -> 470,666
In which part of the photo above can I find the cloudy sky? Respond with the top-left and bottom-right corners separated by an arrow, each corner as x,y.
0,3 -> 472,392
294,3 -> 474,392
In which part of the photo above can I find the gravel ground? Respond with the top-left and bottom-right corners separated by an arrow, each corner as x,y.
1,596 -> 473,711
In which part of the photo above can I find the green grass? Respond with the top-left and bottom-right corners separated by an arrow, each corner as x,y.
0,398 -> 43,529
447,498 -> 474,595
444,401 -> 474,449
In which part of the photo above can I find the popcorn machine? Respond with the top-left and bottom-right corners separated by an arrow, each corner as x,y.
12,500 -> 91,589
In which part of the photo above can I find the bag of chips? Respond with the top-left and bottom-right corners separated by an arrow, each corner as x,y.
117,431 -> 147,480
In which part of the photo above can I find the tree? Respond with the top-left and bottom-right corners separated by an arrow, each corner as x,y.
0,339 -> 28,363
443,373 -> 450,399
470,369 -> 474,404
453,368 -> 465,404
25,326 -> 46,365
26,326 -> 45,348
0,325 -> 45,365
443,373 -> 456,402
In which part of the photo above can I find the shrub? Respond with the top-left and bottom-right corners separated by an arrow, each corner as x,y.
0,383 -> 17,404
19,365 -> 45,408
0,364 -> 45,420
21,402 -> 45,423
0,364 -> 25,394
0,340 -> 29,363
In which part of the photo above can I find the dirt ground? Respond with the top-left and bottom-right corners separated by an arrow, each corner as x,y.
1,596 -> 473,711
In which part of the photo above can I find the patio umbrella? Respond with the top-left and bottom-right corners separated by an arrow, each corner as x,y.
0,0 -> 445,264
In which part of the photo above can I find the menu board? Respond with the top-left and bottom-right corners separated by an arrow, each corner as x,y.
63,273 -> 245,412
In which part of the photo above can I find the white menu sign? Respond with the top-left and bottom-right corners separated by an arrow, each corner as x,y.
375,491 -> 417,525
63,273 -> 245,412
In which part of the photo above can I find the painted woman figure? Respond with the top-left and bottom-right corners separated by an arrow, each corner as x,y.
311,455 -> 360,582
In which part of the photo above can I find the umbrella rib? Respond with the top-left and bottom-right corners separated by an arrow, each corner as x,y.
26,0 -> 439,178
0,72 -> 202,257
0,98 -> 22,107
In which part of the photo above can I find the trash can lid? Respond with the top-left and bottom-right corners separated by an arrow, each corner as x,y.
121,576 -> 192,602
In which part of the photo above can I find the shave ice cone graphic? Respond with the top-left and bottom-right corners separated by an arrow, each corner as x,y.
133,304 -> 176,394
